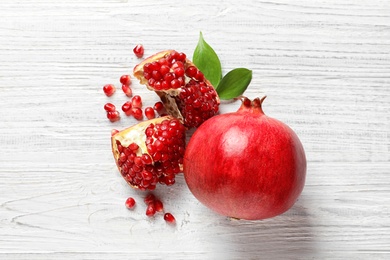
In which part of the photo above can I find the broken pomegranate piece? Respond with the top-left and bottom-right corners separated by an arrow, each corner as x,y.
133,50 -> 220,128
111,116 -> 186,190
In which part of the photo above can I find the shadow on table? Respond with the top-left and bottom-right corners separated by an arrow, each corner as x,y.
202,195 -> 317,259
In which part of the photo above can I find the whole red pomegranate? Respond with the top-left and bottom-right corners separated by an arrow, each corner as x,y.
183,97 -> 306,220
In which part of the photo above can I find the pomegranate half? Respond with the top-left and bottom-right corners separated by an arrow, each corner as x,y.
183,97 -> 306,220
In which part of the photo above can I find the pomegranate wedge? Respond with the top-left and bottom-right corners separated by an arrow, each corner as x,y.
112,116 -> 186,190
134,50 -> 220,128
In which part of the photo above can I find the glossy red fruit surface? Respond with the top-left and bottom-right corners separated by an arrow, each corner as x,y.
183,97 -> 306,220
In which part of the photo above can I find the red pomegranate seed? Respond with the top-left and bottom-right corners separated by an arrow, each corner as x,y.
159,65 -> 170,75
131,107 -> 143,120
120,75 -> 131,86
133,44 -> 144,58
144,193 -> 156,205
129,142 -> 139,151
164,213 -> 175,223
144,107 -> 155,119
146,203 -> 156,217
153,101 -> 165,114
185,66 -> 197,78
132,95 -> 142,108
125,197 -> 136,209
104,103 -> 116,112
122,101 -> 132,116
173,67 -> 185,77
107,111 -> 120,122
122,85 -> 132,97
103,84 -> 116,96
170,79 -> 180,89
155,199 -> 163,212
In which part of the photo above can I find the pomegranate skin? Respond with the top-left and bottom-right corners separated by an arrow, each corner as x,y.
183,97 -> 306,220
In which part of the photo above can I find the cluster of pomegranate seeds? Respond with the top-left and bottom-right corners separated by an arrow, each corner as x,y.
104,76 -> 162,122
177,79 -> 219,128
141,194 -> 175,223
104,103 -> 116,112
107,111 -> 120,122
121,101 -> 132,116
145,119 -> 185,184
104,103 -> 120,122
113,118 -> 186,190
120,75 -> 132,97
133,44 -> 144,58
134,50 -> 220,128
124,195 -> 175,223
103,84 -> 116,97
142,51 -> 187,91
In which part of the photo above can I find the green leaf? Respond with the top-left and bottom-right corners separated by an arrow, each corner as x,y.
193,32 -> 222,88
216,68 -> 252,100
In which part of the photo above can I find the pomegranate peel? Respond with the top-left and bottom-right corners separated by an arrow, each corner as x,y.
133,50 -> 220,128
183,96 -> 307,220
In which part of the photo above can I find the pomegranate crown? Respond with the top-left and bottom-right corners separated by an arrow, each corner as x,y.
238,96 -> 266,115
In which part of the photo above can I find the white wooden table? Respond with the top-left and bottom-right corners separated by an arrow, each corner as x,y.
1,0 -> 389,259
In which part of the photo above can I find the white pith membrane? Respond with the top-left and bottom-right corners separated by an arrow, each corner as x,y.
134,50 -> 220,128
112,120 -> 150,157
111,116 -> 186,190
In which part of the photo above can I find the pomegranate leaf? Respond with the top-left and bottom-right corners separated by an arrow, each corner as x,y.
193,32 -> 222,88
216,68 -> 252,100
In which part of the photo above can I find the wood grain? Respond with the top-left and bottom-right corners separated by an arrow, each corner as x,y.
1,0 -> 389,259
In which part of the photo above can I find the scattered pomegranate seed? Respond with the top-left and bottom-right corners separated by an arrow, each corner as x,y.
104,103 -> 116,112
132,95 -> 142,108
155,199 -> 164,212
107,111 -> 120,122
122,85 -> 132,97
146,203 -> 156,217
133,44 -> 144,58
120,75 -> 132,86
121,101 -> 132,116
164,213 -> 175,223
103,84 -> 116,96
125,197 -> 136,209
131,107 -> 143,120
144,194 -> 156,205
144,107 -> 155,119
